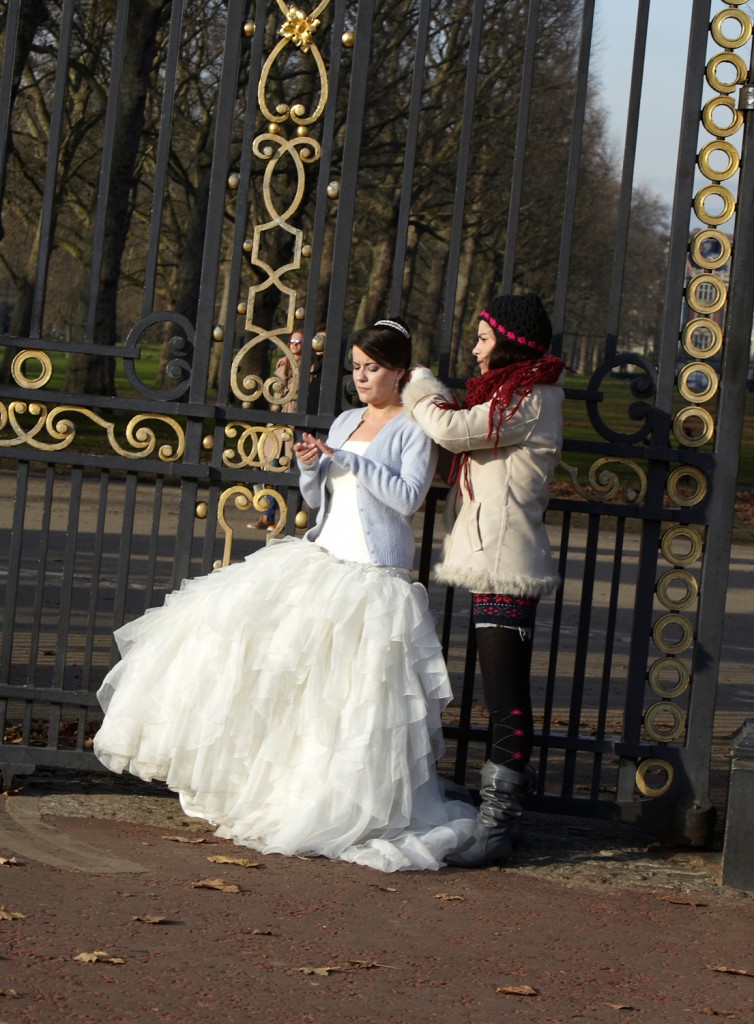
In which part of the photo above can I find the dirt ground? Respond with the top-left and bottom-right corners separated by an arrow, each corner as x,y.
2,769 -> 754,1024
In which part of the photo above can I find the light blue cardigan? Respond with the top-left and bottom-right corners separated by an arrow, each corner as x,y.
297,407 -> 437,570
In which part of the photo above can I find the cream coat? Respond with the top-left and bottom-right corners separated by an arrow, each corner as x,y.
402,368 -> 564,597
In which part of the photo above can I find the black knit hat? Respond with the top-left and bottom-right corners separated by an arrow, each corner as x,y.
479,293 -> 552,355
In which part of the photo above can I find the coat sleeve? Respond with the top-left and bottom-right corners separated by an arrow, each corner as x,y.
401,368 -> 540,453
330,424 -> 437,516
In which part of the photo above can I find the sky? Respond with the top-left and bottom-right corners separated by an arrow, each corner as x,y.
592,0 -> 754,221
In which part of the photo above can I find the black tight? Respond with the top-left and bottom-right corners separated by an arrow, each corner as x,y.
475,625 -> 534,770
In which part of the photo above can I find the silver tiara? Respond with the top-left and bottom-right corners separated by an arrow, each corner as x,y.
374,319 -> 410,339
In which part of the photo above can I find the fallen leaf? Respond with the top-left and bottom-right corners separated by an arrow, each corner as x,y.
699,1009 -> 739,1017
0,857 -> 23,867
162,835 -> 212,844
708,964 -> 754,977
662,897 -> 707,907
496,985 -> 538,996
368,884 -> 398,892
74,950 -> 125,964
434,892 -> 465,901
0,988 -> 22,998
251,928 -> 276,936
0,907 -> 26,921
348,960 -> 400,970
606,1004 -> 637,1010
132,915 -> 171,925
299,965 -> 341,976
206,855 -> 262,868
190,877 -> 240,893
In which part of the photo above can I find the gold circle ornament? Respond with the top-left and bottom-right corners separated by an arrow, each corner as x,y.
710,8 -> 752,49
689,230 -> 730,270
342,31 -> 355,47
236,301 -> 247,316
681,317 -> 723,359
677,363 -> 719,404
643,701 -> 686,743
701,95 -> 743,138
327,181 -> 341,199
693,184 -> 736,225
295,509 -> 309,529
698,140 -> 740,182
672,406 -> 715,447
243,21 -> 255,36
295,307 -> 305,320
202,434 -> 214,451
648,657 -> 691,699
195,502 -> 209,519
685,272 -> 726,313
652,612 -> 694,654
227,172 -> 240,189
656,569 -> 699,612
706,51 -> 748,95
666,465 -> 708,507
11,349 -> 53,389
635,759 -> 675,798
660,526 -> 703,567
212,326 -> 225,342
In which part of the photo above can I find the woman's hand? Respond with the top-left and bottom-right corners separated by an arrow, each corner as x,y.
294,432 -> 334,464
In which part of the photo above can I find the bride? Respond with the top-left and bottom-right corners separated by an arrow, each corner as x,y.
93,317 -> 475,872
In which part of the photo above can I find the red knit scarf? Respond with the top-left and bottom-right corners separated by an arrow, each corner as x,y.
445,354 -> 565,493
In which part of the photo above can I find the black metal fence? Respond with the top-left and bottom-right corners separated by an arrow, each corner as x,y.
1,0 -> 753,845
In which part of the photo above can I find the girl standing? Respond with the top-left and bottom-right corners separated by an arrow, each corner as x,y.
402,294 -> 565,868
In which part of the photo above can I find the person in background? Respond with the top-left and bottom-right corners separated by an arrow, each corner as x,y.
401,293 -> 565,868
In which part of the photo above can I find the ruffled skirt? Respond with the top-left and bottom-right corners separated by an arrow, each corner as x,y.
94,537 -> 476,871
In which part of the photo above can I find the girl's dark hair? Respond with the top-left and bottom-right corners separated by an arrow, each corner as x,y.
486,336 -> 537,371
350,317 -> 412,373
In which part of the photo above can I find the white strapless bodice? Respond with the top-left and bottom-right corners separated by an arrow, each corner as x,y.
314,439 -> 372,563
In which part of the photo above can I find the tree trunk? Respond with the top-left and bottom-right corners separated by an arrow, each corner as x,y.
65,0 -> 170,396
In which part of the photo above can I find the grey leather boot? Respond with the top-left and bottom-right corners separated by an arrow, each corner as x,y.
445,761 -> 533,868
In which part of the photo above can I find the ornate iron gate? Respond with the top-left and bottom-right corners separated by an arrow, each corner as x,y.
1,0 -> 752,846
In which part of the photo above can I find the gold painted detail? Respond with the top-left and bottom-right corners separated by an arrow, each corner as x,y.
672,407 -> 715,447
660,526 -> 703,567
666,466 -> 707,507
655,569 -> 699,612
652,613 -> 694,655
0,402 -> 184,461
635,759 -> 674,798
11,349 -> 53,389
648,657 -> 690,699
558,457 -> 647,504
280,6 -> 321,52
216,484 -> 287,567
222,423 -> 294,469
233,1 -> 331,409
643,701 -> 687,743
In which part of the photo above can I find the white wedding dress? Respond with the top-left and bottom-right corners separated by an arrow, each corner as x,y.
94,441 -> 476,871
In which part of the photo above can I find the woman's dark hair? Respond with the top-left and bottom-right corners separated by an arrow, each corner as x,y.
486,336 -> 537,371
349,317 -> 412,385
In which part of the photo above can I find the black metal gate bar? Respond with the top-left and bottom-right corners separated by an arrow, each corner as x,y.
31,0 -> 75,335
603,0 -> 649,362
500,0 -> 542,296
388,0 -> 431,314
552,0 -> 595,342
316,0 -> 376,415
81,472 -> 112,690
436,0 -> 485,381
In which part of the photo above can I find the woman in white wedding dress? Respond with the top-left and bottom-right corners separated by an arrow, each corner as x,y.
93,317 -> 475,872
